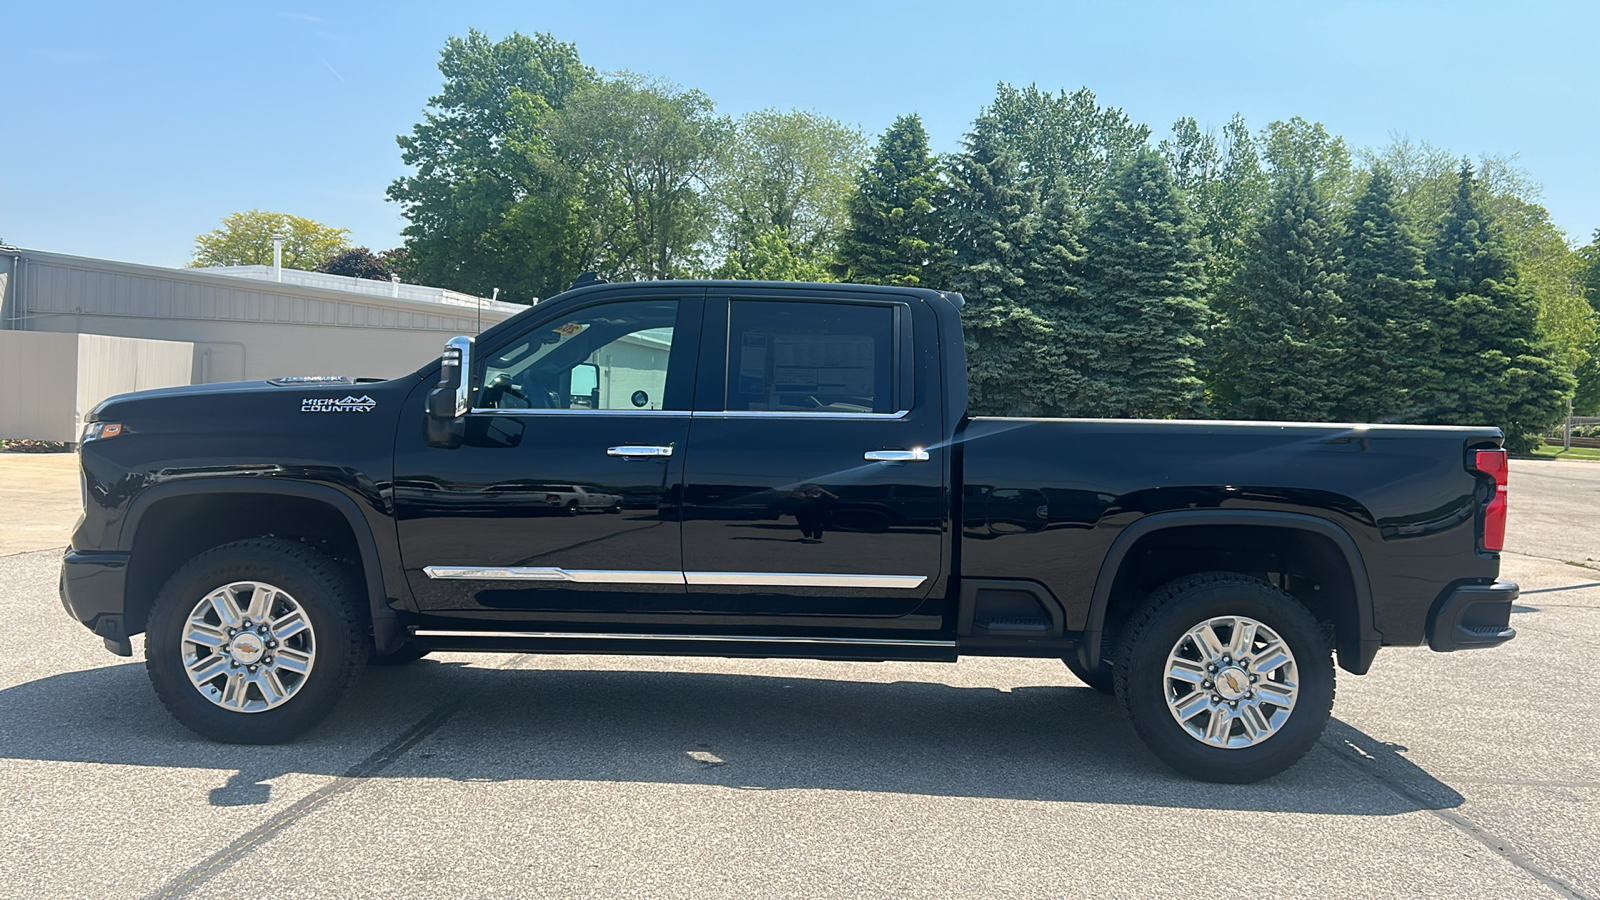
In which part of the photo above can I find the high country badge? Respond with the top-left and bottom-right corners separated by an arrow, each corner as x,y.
301,395 -> 378,413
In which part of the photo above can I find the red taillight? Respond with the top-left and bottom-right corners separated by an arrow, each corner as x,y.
546,494 -> 561,504
1474,449 -> 1509,551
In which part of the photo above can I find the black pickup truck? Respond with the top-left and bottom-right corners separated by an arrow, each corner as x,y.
60,280 -> 1518,782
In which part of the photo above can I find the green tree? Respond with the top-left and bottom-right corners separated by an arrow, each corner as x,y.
1016,180 -> 1093,416
1169,114 -> 1268,284
388,30 -> 594,303
1424,162 -> 1571,451
711,109 -> 866,265
1211,165 -> 1350,420
1262,117 -> 1355,204
189,210 -> 350,270
316,247 -> 392,281
833,114 -> 950,287
1577,230 -> 1600,413
943,123 -> 1042,416
983,84 -> 1150,208
553,74 -> 728,280
716,228 -> 833,281
1072,150 -> 1210,418
1336,167 -> 1441,422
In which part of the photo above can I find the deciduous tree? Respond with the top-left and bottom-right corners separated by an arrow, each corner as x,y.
316,247 -> 392,281
388,30 -> 594,303
716,228 -> 832,282
553,74 -> 728,280
189,210 -> 350,270
711,109 -> 866,265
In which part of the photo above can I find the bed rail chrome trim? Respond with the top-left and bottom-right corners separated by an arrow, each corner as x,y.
412,629 -> 956,648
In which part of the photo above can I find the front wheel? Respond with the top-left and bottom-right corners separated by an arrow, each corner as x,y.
145,538 -> 367,743
1113,572 -> 1334,783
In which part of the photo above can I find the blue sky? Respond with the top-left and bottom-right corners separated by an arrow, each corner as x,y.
2,0 -> 1595,268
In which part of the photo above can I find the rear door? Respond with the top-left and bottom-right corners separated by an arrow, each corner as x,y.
680,292 -> 947,618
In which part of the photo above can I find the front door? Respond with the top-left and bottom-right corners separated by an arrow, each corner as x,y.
395,295 -> 700,617
680,295 -> 947,619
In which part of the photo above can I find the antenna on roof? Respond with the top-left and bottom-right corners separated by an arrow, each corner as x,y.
568,272 -> 607,291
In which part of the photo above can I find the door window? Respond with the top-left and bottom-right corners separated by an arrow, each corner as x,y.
479,300 -> 679,411
725,301 -> 896,413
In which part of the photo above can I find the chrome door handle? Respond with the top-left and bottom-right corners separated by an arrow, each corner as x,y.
864,449 -> 929,462
607,445 -> 673,458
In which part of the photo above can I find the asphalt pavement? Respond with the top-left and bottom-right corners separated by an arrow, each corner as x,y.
0,458 -> 1595,898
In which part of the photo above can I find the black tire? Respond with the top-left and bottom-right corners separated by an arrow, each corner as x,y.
1063,654 -> 1115,694
145,538 -> 368,744
1113,572 -> 1335,783
566,501 -> 580,516
370,639 -> 431,666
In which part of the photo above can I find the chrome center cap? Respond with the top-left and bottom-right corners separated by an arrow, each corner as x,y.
230,633 -> 266,665
1215,666 -> 1249,700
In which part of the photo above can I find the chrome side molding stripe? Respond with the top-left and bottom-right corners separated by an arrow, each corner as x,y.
413,629 -> 956,648
422,567 -> 927,589
424,566 -> 685,584
684,572 -> 926,589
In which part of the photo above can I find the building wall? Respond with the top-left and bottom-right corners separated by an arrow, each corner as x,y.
0,331 -> 192,441
0,331 -> 80,441
3,249 -> 523,383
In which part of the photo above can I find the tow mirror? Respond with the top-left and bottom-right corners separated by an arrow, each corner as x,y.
426,335 -> 473,448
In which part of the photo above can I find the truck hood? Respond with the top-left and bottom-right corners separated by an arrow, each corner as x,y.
87,377 -> 408,422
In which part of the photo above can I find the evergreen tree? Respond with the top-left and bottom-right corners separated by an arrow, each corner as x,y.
1211,165 -> 1350,420
943,122 -> 1043,416
1336,167 -> 1440,422
832,114 -> 950,287
1072,150 -> 1210,418
1016,180 -> 1093,416
1424,162 -> 1571,451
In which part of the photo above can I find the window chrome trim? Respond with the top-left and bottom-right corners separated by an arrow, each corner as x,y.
468,408 -> 692,417
412,629 -> 956,648
425,566 -> 685,584
422,567 -> 926,589
692,409 -> 911,421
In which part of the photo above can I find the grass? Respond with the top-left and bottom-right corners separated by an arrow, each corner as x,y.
1523,442 -> 1600,461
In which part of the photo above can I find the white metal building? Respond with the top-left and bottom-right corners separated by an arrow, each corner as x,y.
0,246 -> 526,440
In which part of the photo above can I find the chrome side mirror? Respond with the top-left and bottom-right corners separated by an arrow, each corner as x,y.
425,336 -> 473,448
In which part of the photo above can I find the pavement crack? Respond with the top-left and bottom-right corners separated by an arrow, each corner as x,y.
145,656 -> 522,900
1320,733 -> 1592,899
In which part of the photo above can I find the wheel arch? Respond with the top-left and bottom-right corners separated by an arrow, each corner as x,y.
119,480 -> 403,655
1080,510 -> 1379,675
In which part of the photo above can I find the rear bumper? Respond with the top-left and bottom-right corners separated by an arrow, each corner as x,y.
1427,581 -> 1518,651
59,549 -> 133,656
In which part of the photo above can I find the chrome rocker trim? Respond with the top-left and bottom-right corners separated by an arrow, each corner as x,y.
411,629 -> 956,648
423,567 -> 927,589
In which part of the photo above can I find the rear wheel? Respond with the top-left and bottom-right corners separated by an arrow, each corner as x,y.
145,538 -> 367,743
1114,572 -> 1334,783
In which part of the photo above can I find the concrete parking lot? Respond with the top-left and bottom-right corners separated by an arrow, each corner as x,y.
1,454 -> 1595,898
